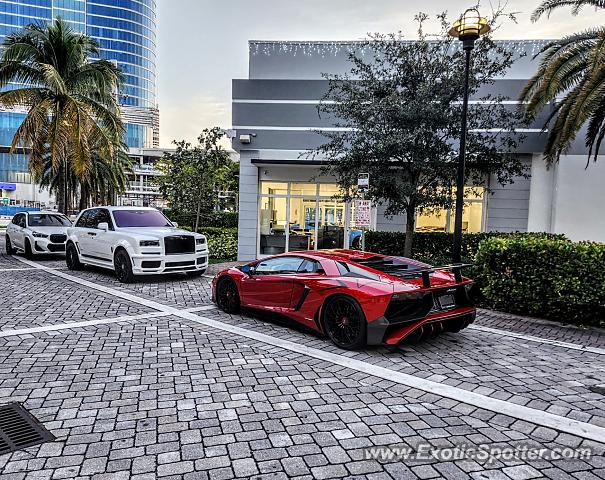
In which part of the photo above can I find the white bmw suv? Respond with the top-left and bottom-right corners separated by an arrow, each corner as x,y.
66,206 -> 209,283
6,211 -> 72,257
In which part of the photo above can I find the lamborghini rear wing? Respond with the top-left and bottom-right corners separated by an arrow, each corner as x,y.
419,263 -> 473,288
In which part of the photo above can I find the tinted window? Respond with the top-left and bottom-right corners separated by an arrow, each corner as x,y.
298,259 -> 321,273
28,214 -> 71,227
12,214 -> 24,227
112,210 -> 172,228
255,257 -> 305,275
336,261 -> 380,281
75,210 -> 93,228
96,209 -> 114,230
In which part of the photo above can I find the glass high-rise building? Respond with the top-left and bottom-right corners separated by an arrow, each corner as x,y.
0,0 -> 159,207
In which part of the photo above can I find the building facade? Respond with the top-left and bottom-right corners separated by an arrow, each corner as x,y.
0,0 -> 158,208
231,40 -> 605,261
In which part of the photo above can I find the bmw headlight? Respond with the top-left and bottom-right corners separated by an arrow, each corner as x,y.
196,237 -> 206,245
32,231 -> 48,238
140,240 -> 160,247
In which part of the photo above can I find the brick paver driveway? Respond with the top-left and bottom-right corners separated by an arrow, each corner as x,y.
1,232 -> 604,480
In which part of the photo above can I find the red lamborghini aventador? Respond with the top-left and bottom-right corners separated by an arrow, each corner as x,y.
212,250 -> 476,350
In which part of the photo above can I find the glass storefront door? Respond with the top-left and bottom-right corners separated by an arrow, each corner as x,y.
317,200 -> 346,249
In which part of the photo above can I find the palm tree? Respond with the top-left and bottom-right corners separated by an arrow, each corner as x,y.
0,17 -> 127,213
520,0 -> 605,164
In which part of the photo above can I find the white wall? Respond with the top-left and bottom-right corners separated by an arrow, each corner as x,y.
552,155 -> 605,242
528,154 -> 605,242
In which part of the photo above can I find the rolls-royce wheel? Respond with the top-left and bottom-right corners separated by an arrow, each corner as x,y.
114,249 -> 135,283
66,243 -> 83,270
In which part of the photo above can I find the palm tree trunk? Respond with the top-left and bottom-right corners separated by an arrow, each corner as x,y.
63,158 -> 69,215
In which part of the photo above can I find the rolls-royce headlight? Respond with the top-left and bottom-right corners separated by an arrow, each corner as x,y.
196,237 -> 206,245
140,240 -> 160,247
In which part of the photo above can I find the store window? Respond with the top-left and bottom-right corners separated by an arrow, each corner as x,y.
416,187 -> 486,233
259,181 -> 349,256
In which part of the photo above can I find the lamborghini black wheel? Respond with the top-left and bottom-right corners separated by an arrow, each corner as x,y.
323,295 -> 367,350
216,277 -> 240,314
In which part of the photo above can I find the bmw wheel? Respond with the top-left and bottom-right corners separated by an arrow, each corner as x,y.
114,249 -> 135,283
216,277 -> 240,313
24,239 -> 34,259
5,236 -> 16,255
323,295 -> 367,350
65,243 -> 83,270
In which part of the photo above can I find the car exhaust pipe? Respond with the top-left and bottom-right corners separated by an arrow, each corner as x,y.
430,321 -> 443,339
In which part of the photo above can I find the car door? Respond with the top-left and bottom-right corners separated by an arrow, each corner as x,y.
10,214 -> 25,249
90,208 -> 115,262
239,256 -> 305,310
74,209 -> 99,260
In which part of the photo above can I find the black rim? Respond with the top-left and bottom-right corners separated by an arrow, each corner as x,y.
6,237 -> 11,253
67,247 -> 75,267
115,253 -> 129,281
324,298 -> 362,347
217,279 -> 238,311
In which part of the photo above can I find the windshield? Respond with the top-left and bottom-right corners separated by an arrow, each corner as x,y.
28,214 -> 71,227
112,210 -> 173,228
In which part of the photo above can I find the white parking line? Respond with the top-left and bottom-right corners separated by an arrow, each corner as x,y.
13,255 -> 605,444
0,311 -> 172,337
468,325 -> 605,356
0,266 -> 59,272
0,305 -> 216,338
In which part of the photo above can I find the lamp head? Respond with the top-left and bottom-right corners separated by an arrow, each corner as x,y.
449,8 -> 491,45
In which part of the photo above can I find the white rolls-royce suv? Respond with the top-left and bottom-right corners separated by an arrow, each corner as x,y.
66,206 -> 209,283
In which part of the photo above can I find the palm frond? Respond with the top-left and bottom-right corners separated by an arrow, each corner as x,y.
532,0 -> 605,22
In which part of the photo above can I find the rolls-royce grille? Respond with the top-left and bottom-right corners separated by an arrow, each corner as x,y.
164,235 -> 195,255
49,234 -> 67,243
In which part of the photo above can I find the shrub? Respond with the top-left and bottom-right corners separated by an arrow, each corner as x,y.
163,209 -> 238,229
476,237 -> 605,326
365,231 -> 567,261
179,226 -> 238,261
199,227 -> 238,261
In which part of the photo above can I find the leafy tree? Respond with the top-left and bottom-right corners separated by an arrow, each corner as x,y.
521,0 -> 605,164
310,13 -> 528,257
155,128 -> 236,232
0,18 -> 128,213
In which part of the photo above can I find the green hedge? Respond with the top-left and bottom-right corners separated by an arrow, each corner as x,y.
364,231 -> 566,263
164,210 -> 238,229
476,237 -> 605,326
181,226 -> 238,261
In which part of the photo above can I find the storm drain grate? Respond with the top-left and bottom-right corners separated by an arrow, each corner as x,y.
589,385 -> 605,396
0,403 -> 55,456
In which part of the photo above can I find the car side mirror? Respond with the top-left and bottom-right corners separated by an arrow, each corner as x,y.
240,265 -> 255,276
172,222 -> 178,228
97,222 -> 109,232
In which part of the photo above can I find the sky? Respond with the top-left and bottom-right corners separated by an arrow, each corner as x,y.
156,0 -> 605,147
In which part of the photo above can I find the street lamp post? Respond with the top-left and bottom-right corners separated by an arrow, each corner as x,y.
449,8 -> 490,263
